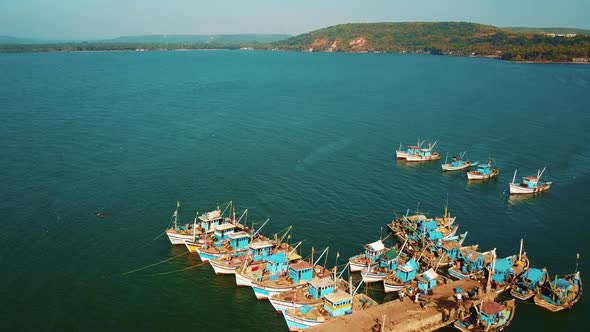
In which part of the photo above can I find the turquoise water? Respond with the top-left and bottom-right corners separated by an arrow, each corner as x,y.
1,50 -> 588,331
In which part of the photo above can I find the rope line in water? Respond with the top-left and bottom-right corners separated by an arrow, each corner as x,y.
121,251 -> 189,275
147,262 -> 208,276
153,231 -> 166,241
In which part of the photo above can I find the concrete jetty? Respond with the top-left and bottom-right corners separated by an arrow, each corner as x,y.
307,278 -> 484,332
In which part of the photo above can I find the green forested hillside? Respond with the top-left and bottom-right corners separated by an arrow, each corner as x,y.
273,22 -> 590,62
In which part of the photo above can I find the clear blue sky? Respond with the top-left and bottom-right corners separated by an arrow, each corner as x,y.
1,0 -> 589,40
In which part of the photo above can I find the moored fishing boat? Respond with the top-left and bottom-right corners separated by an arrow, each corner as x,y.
441,152 -> 473,171
361,243 -> 405,284
467,161 -> 499,180
383,257 -> 420,293
166,202 -> 203,245
250,248 -> 330,300
348,240 -> 387,272
509,167 -> 552,194
454,299 -> 516,332
405,141 -> 441,162
448,247 -> 493,280
182,207 -> 233,252
282,280 -> 377,331
510,267 -> 547,300
396,140 -> 425,159
234,243 -> 303,287
534,271 -> 582,312
196,218 -> 269,263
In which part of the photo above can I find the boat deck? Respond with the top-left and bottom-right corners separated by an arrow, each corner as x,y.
307,278 -> 485,332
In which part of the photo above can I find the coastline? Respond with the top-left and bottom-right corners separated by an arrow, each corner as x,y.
1,47 -> 587,65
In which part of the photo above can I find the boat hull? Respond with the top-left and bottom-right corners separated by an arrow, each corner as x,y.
269,298 -> 305,313
383,281 -> 405,293
361,271 -> 388,283
235,271 -> 254,287
509,183 -> 551,195
209,260 -> 239,275
510,287 -> 535,301
441,163 -> 470,171
467,169 -> 499,180
283,311 -> 323,331
396,151 -> 408,159
251,283 -> 305,300
405,154 -> 441,162
195,247 -> 216,262
166,232 -> 195,245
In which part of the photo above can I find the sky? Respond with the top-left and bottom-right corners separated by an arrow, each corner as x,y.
0,0 -> 589,40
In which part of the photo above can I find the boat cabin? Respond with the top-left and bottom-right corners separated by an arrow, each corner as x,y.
521,268 -> 546,289
266,252 -> 289,279
379,248 -> 400,270
288,261 -> 314,284
476,164 -> 492,175
406,145 -> 420,154
480,301 -> 508,328
248,241 -> 274,262
198,209 -> 224,233
460,250 -> 485,275
228,231 -> 250,251
450,156 -> 464,167
522,176 -> 540,188
323,292 -> 353,317
417,268 -> 439,293
214,223 -> 236,242
442,241 -> 462,260
492,257 -> 514,285
364,240 -> 386,263
395,258 -> 419,283
308,277 -> 336,300
415,148 -> 433,157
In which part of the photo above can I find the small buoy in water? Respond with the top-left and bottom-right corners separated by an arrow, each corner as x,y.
96,212 -> 104,218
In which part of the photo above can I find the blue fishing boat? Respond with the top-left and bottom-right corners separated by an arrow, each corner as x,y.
348,240 -> 387,272
209,237 -> 274,275
196,218 -> 269,263
405,142 -> 441,162
382,257 -> 420,293
183,205 -> 239,252
416,268 -> 440,294
534,271 -> 582,312
467,161 -> 499,180
249,247 -> 330,300
396,139 -> 425,159
360,246 -> 402,283
269,266 -> 352,313
510,267 -> 548,300
454,299 -> 516,332
489,253 -> 530,294
234,242 -> 302,287
448,247 -> 493,280
167,202 -> 228,245
282,280 -> 377,331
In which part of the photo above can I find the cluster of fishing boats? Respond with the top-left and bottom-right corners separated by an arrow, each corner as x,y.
396,140 -> 553,195
165,201 -> 377,331
163,199 -> 581,331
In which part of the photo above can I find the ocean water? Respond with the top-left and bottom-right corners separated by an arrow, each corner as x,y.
0,50 -> 588,331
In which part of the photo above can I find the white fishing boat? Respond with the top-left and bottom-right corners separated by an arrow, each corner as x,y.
441,152 -> 473,171
165,202 -> 200,245
396,140 -> 425,159
509,167 -> 552,195
404,141 -> 440,162
467,161 -> 499,180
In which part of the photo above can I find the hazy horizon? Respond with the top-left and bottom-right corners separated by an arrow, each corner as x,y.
1,0 -> 589,40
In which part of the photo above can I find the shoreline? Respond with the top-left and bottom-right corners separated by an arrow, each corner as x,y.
0,47 -> 588,64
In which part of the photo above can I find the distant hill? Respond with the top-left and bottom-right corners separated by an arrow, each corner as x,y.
272,22 -> 590,62
0,35 -> 48,44
103,34 -> 291,44
501,27 -> 590,35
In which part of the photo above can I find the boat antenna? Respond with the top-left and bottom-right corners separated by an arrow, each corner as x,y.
575,253 -> 580,273
519,239 -> 524,261
334,251 -> 340,276
310,246 -> 315,264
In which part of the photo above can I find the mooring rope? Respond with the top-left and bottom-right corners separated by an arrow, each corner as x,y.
147,261 -> 209,276
121,251 -> 189,275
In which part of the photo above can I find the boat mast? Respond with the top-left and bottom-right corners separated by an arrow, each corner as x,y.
512,169 -> 518,184
193,211 -> 198,240
518,239 -> 524,261
173,201 -> 180,229
538,166 -> 546,181
486,248 -> 497,294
